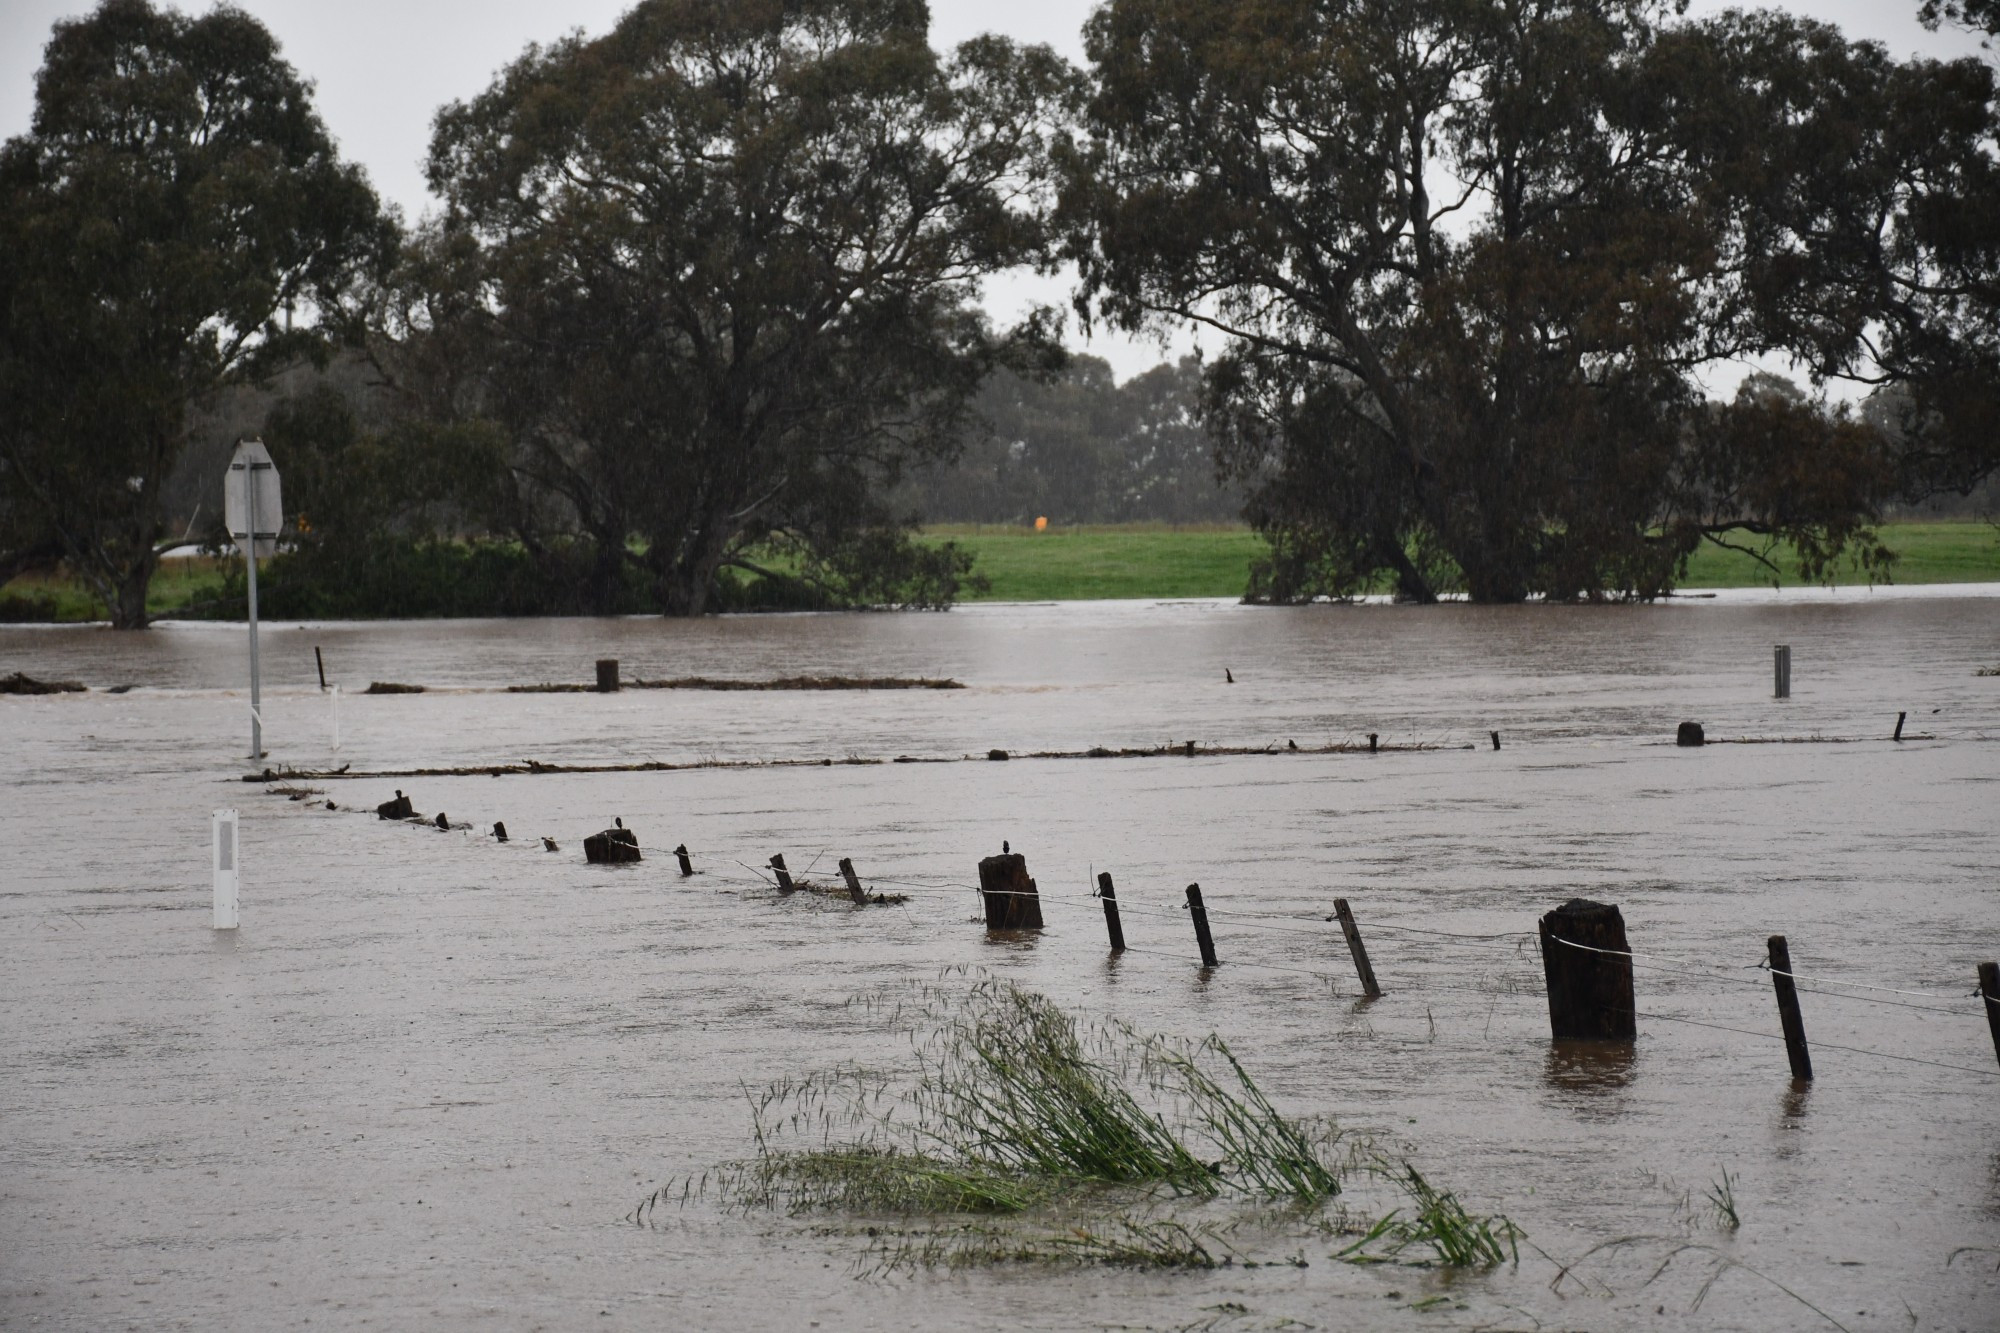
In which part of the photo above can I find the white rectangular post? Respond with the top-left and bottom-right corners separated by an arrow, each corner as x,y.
246,472 -> 262,759
212,809 -> 239,929
330,682 -> 340,752
1774,644 -> 1791,699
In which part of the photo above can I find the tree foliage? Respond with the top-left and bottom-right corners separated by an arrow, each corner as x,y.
420,0 -> 1077,614
1063,0 -> 1988,602
0,0 -> 390,626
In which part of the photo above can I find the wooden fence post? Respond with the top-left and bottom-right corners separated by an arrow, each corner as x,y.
1332,898 -> 1381,998
596,658 -> 620,692
1894,711 -> 1906,741
769,853 -> 794,892
1977,962 -> 1999,1070
1186,883 -> 1218,967
1767,935 -> 1813,1080
977,853 -> 1043,929
838,857 -> 867,905
674,844 -> 693,876
1538,899 -> 1637,1040
1774,645 -> 1791,699
1096,872 -> 1126,954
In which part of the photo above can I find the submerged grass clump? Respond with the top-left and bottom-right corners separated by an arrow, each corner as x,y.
1334,1163 -> 1521,1269
641,978 -> 1512,1272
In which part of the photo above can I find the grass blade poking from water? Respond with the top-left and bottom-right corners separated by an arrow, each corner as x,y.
1334,1162 -> 1521,1269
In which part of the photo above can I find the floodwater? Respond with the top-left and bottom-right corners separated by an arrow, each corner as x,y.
3,588 -> 1998,1332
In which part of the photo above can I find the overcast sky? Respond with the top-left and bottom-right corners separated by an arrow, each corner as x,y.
2,0 -> 1988,381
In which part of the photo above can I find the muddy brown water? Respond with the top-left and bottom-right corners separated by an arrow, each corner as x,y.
3,589 -> 1998,1331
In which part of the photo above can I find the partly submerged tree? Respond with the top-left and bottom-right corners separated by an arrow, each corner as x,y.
0,0 -> 391,627
425,0 -> 1076,615
1063,0 -> 1932,602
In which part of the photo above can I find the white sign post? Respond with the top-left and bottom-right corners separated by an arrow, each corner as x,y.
212,808 -> 240,929
224,439 -> 282,760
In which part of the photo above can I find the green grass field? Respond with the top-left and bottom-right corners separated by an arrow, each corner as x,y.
4,523 -> 1995,621
929,520 -> 2000,602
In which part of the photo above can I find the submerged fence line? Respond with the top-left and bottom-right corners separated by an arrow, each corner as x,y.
232,781 -> 2000,1084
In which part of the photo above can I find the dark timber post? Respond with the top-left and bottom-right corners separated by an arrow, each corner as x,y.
596,658 -> 620,693
674,844 -> 694,876
1332,898 -> 1381,998
1977,962 -> 1999,1070
769,853 -> 794,893
1097,872 -> 1126,954
838,857 -> 866,905
1767,935 -> 1813,1080
1894,711 -> 1906,741
1774,645 -> 1791,699
315,646 -> 327,691
977,853 -> 1043,929
1367,733 -> 1379,753
1538,899 -> 1637,1040
1490,731 -> 1501,751
1186,883 -> 1218,967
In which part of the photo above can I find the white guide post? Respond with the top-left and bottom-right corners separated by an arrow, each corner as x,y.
212,809 -> 240,929
331,682 -> 341,752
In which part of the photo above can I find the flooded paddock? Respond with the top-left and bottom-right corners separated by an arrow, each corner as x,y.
2,588 -> 1998,1331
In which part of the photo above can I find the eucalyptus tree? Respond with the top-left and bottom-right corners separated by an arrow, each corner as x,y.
1063,0 -> 1920,602
427,0 -> 1075,615
0,0 -> 390,627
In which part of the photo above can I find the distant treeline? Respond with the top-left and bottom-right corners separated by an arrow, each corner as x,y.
4,0 -> 1997,624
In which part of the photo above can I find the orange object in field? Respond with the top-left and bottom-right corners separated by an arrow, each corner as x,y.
1034,516 -> 1048,532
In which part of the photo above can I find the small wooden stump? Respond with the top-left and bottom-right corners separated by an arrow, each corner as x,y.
978,853 -> 1043,929
987,749 -> 1009,761
376,791 -> 414,820
1978,962 -> 2000,1070
674,843 -> 694,876
596,659 -> 620,693
1539,899 -> 1636,1040
838,857 -> 867,905
584,826 -> 641,864
1676,721 -> 1705,747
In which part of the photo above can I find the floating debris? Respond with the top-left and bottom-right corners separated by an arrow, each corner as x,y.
0,672 -> 85,694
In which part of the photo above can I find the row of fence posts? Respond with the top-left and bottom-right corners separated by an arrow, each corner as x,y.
978,853 -> 2000,1079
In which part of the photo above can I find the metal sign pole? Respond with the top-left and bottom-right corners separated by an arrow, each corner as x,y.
247,465 -> 262,760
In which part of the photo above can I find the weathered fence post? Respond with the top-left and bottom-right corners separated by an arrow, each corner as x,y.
376,789 -> 414,820
1774,645 -> 1791,699
492,821 -> 508,843
315,645 -> 327,691
1676,721 -> 1706,747
596,658 -> 620,693
1186,883 -> 1218,967
1894,711 -> 1906,741
1332,898 -> 1381,998
1490,731 -> 1501,751
1097,871 -> 1126,954
673,844 -> 694,876
769,853 -> 794,892
585,823 -> 641,864
1538,899 -> 1636,1040
1367,733 -> 1379,753
1977,962 -> 1999,1070
838,857 -> 867,905
977,853 -> 1043,929
1767,935 -> 1813,1080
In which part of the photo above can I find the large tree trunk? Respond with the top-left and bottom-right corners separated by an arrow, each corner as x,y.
109,549 -> 156,629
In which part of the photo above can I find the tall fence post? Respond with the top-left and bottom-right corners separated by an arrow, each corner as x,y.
1774,645 -> 1791,699
977,853 -> 1043,929
1332,898 -> 1381,998
1186,883 -> 1218,967
838,857 -> 867,905
1977,962 -> 2000,1070
1096,872 -> 1126,954
1768,935 -> 1813,1081
212,809 -> 239,930
1538,899 -> 1636,1039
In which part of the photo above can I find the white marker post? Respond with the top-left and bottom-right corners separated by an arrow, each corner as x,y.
224,439 -> 282,760
212,809 -> 240,929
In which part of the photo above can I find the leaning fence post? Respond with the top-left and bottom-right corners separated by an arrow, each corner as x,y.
1186,883 -> 1218,967
977,852 -> 1043,930
674,844 -> 694,876
1538,899 -> 1636,1039
1977,962 -> 2000,1070
769,853 -> 794,892
838,857 -> 866,905
1894,711 -> 1906,742
1332,898 -> 1381,998
1767,935 -> 1813,1081
1097,872 -> 1126,954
